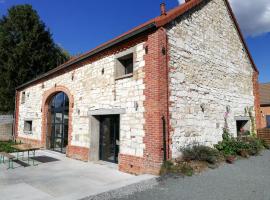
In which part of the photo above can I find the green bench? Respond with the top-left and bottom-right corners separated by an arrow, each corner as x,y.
0,152 -> 15,169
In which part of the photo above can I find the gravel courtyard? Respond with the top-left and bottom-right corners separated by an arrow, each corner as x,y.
118,150 -> 270,200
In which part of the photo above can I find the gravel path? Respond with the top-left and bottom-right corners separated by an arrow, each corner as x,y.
117,150 -> 270,200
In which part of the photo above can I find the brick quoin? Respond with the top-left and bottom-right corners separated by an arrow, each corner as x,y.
119,28 -> 169,175
15,85 -> 89,160
253,72 -> 261,130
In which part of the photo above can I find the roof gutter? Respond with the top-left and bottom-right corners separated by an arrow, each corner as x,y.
16,22 -> 156,90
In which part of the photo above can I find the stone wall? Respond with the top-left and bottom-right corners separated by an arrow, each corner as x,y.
0,115 -> 13,140
166,0 -> 256,158
16,42 -> 146,158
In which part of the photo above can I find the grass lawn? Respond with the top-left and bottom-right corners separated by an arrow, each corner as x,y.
0,141 -> 17,153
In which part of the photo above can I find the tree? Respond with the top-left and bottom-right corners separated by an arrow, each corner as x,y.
0,4 -> 70,113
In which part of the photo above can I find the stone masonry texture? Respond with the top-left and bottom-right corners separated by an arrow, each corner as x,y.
166,0 -> 256,158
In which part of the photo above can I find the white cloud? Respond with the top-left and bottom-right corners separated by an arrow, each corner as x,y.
177,0 -> 270,37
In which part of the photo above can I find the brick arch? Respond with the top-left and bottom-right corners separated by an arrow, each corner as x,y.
41,85 -> 74,154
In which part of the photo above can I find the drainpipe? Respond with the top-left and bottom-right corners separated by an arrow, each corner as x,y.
162,116 -> 167,162
160,27 -> 170,161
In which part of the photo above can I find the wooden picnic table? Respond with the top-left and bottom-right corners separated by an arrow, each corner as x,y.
11,144 -> 42,166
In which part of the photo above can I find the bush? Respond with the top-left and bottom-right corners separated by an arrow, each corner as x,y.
160,161 -> 193,176
245,137 -> 264,156
0,140 -> 16,153
260,139 -> 270,150
215,132 -> 265,157
215,137 -> 249,156
182,145 -> 221,164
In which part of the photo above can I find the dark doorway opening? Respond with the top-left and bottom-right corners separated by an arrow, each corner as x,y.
236,120 -> 250,136
99,115 -> 120,163
48,92 -> 69,154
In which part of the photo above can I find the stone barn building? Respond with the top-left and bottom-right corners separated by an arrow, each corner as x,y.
15,0 -> 260,174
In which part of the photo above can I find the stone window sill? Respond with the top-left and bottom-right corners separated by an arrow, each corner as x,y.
23,131 -> 33,135
115,73 -> 133,81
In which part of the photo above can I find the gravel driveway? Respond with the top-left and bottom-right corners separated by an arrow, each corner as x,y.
117,150 -> 270,200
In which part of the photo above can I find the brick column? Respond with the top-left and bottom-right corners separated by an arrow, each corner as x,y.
253,71 -> 261,130
143,28 -> 169,174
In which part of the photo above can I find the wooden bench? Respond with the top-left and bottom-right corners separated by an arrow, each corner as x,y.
0,152 -> 15,169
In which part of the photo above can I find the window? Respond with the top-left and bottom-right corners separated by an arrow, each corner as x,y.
266,116 -> 270,128
236,120 -> 250,136
115,53 -> 133,78
21,92 -> 26,104
24,120 -> 32,134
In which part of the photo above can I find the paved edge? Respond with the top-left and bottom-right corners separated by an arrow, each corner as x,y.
80,177 -> 158,200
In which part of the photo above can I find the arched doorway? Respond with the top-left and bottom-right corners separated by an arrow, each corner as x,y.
47,92 -> 69,153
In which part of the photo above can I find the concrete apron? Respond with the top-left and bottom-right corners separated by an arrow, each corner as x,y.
0,150 -> 157,200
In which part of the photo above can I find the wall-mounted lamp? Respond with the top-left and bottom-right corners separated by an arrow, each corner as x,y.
162,47 -> 166,55
134,102 -> 139,111
144,46 -> 148,54
200,103 -> 206,112
226,105 -> 231,113
71,72 -> 75,81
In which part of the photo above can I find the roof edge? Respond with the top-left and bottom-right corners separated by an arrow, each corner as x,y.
16,0 -> 259,91
16,22 -> 156,90
223,0 -> 259,73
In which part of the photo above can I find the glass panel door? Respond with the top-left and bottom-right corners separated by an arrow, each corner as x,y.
49,92 -> 69,154
99,115 -> 119,163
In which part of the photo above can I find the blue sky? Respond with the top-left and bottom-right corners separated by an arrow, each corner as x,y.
0,0 -> 269,83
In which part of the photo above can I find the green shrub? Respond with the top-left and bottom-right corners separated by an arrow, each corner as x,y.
245,137 -> 264,156
215,138 -> 249,156
182,145 -> 221,164
215,132 -> 265,157
260,139 -> 270,150
0,140 -> 16,153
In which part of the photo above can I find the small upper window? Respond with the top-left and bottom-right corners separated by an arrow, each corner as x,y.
24,120 -> 32,134
21,92 -> 26,104
266,115 -> 270,128
115,53 -> 133,78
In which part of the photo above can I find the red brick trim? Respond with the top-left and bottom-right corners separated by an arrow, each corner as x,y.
67,146 -> 89,161
143,28 -> 169,174
41,85 -> 74,154
17,35 -> 149,92
119,154 -> 146,175
253,72 -> 261,130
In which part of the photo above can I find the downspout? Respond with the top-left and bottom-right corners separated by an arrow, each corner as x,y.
160,26 -> 170,162
162,116 -> 167,162
165,30 -> 170,161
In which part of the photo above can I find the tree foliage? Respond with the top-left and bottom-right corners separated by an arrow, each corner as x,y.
0,4 -> 69,113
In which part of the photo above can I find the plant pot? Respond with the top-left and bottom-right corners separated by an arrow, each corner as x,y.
226,156 -> 236,164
